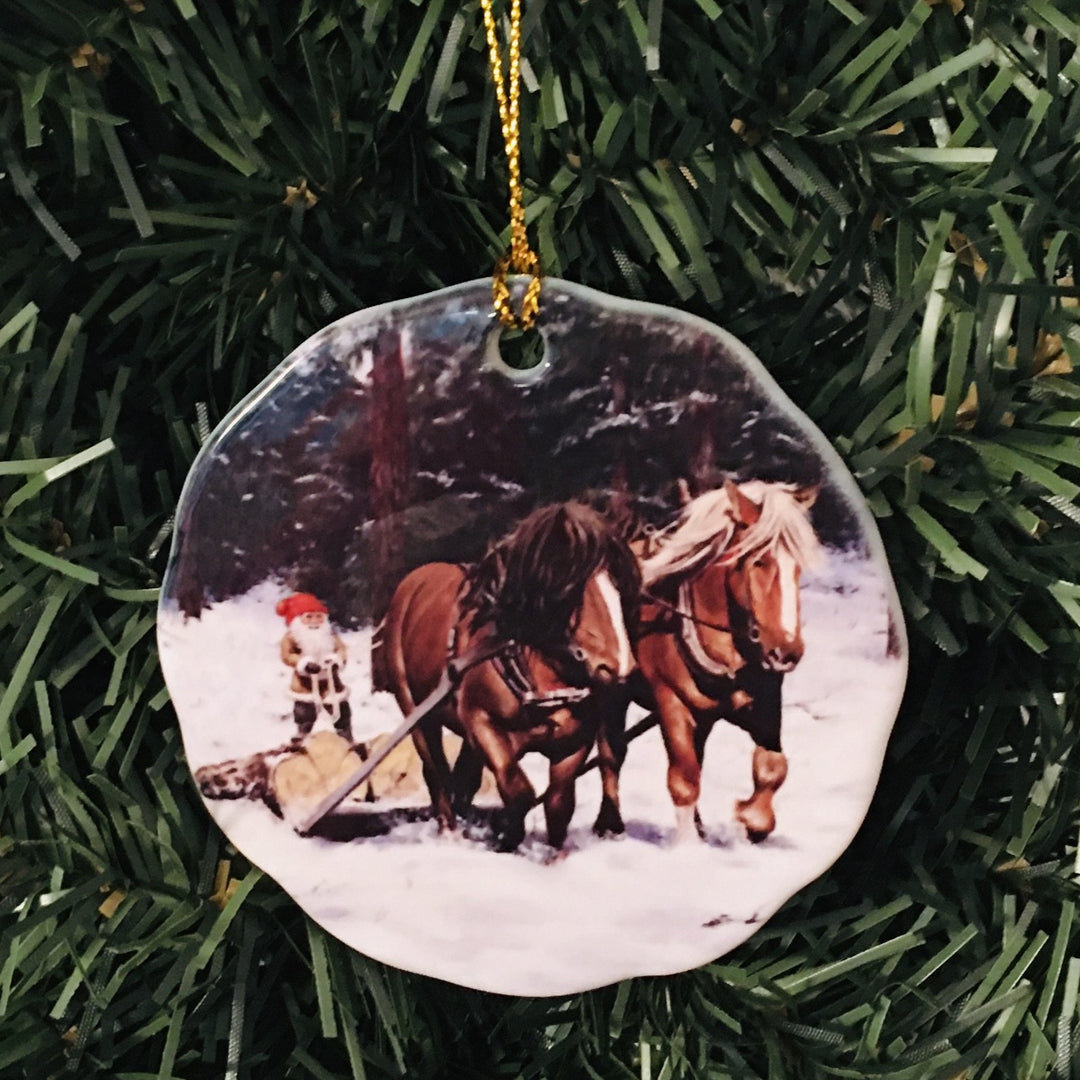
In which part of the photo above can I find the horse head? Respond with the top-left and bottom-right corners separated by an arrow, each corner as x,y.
720,480 -> 820,672
570,569 -> 635,686
639,479 -> 821,674
465,501 -> 640,686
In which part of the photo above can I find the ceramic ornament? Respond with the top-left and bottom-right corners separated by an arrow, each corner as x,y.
157,278 -> 908,995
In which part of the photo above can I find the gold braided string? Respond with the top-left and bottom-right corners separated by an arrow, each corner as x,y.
479,0 -> 542,330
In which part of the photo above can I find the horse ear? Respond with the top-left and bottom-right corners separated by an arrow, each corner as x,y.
676,478 -> 693,506
724,478 -> 759,523
796,484 -> 821,510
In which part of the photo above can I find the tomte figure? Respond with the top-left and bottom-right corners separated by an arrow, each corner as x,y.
276,593 -> 352,741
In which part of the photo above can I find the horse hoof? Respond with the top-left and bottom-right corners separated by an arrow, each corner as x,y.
673,830 -> 704,847
492,824 -> 525,853
592,815 -> 625,838
593,826 -> 625,840
593,797 -> 625,838
735,800 -> 775,843
673,819 -> 705,846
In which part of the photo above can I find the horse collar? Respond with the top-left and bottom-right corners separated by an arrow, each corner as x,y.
676,579 -> 736,681
639,577 -> 738,680
492,644 -> 535,702
491,642 -> 593,711
641,574 -> 734,636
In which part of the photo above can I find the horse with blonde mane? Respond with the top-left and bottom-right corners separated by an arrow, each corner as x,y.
594,479 -> 822,844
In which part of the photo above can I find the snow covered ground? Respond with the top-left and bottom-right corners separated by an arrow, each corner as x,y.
158,553 -> 906,995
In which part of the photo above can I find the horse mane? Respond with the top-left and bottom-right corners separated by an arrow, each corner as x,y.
639,482 -> 822,587
639,488 -> 737,586
463,502 -> 641,646
726,481 -> 823,569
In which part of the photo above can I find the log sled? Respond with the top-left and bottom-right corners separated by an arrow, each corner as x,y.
271,731 -> 373,833
193,726 -> 499,831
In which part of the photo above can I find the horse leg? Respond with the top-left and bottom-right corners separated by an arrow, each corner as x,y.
735,747 -> 788,843
690,717 -> 716,840
491,759 -> 535,852
545,744 -> 590,850
733,670 -> 785,842
451,742 -> 484,817
411,711 -> 455,833
656,686 -> 704,845
592,704 -> 628,837
469,720 -> 535,852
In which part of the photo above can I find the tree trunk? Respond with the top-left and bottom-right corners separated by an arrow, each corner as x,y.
688,341 -> 717,494
368,325 -> 410,619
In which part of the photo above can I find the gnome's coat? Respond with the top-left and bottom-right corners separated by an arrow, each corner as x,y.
281,629 -> 349,707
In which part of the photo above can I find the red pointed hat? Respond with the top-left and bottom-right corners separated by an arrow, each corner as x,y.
275,593 -> 328,623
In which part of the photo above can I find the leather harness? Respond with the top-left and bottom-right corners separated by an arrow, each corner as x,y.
490,645 -> 593,710
640,573 -> 748,696
638,572 -> 782,750
448,626 -> 593,713
456,565 -> 749,712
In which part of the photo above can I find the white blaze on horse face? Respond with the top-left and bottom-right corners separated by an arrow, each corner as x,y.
596,570 -> 633,677
776,548 -> 800,640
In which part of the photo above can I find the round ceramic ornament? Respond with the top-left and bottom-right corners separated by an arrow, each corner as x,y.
157,277 -> 908,995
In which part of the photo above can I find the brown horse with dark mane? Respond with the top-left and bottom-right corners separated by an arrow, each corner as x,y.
594,480 -> 821,845
377,502 -> 640,852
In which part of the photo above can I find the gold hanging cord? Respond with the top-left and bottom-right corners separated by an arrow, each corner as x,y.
479,0 -> 542,330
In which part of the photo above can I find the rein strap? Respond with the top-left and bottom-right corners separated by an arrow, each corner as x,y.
640,587 -> 732,635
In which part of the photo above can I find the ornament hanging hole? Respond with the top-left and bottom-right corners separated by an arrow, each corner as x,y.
486,323 -> 549,383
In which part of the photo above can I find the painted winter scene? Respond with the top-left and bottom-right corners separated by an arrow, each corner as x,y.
158,279 -> 907,995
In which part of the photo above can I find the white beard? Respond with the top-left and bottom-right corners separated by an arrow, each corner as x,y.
290,620 -> 336,662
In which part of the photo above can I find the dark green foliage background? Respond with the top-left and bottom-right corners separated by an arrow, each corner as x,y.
2,0 -> 1080,1076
